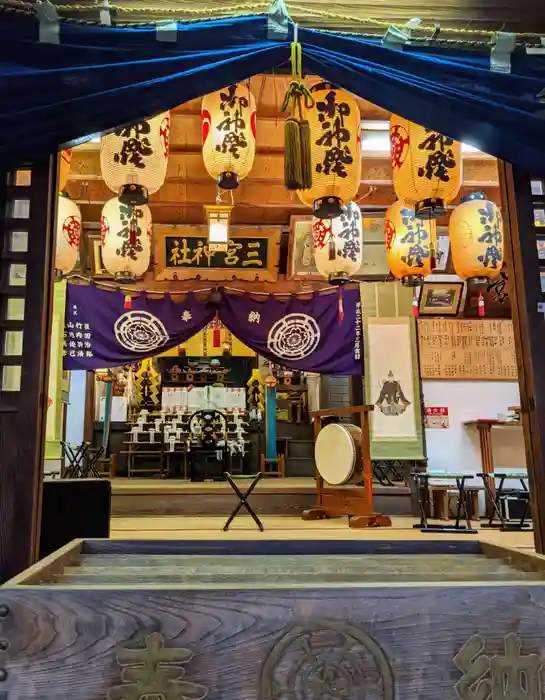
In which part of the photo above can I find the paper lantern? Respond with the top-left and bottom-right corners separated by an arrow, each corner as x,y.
312,201 -> 363,284
100,112 -> 170,205
101,197 -> 152,282
385,200 -> 437,285
202,83 -> 256,190
55,194 -> 81,276
58,149 -> 73,192
449,192 -> 503,282
390,115 -> 462,219
297,84 -> 361,218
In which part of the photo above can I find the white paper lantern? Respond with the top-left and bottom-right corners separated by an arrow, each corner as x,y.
202,83 -> 256,189
100,112 -> 170,204
55,194 -> 81,276
101,197 -> 152,282
312,201 -> 363,284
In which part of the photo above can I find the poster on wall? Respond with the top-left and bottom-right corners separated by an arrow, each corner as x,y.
366,319 -> 417,440
424,406 -> 449,429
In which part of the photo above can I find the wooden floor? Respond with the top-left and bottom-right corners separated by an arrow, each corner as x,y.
110,515 -> 537,551
110,477 -> 413,517
111,477 -> 319,494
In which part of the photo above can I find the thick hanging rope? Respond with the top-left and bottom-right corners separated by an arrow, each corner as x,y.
281,30 -> 314,191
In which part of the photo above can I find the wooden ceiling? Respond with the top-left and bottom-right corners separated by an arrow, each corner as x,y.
50,0 -> 545,36
67,74 -> 499,232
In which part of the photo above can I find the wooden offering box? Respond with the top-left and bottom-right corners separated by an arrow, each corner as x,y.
4,539 -> 545,700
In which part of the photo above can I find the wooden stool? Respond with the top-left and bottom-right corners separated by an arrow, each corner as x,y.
260,454 -> 285,478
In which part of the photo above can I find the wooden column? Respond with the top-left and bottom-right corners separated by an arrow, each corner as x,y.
0,156 -> 57,581
499,162 -> 545,553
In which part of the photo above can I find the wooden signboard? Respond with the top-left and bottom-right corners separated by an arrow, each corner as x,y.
154,226 -> 281,282
418,318 -> 518,380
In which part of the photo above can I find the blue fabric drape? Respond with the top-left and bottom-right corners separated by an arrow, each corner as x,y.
300,27 -> 545,176
0,14 -> 288,166
0,14 -> 544,172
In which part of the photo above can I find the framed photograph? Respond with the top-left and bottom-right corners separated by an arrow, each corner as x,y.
418,281 -> 464,316
434,232 -> 450,272
87,233 -> 113,279
287,213 -> 390,280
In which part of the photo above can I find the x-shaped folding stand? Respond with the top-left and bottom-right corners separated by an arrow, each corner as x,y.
223,472 -> 264,532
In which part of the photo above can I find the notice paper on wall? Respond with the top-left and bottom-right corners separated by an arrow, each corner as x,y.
424,406 -> 449,429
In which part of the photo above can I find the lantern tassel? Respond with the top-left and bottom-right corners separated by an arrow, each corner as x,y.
281,37 -> 314,191
412,289 -> 419,317
124,295 -> 132,310
299,118 -> 313,190
213,311 -> 221,347
478,292 -> 485,317
337,286 -> 345,324
284,116 -> 303,190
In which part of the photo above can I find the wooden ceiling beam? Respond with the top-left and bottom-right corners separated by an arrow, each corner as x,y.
70,151 -> 498,186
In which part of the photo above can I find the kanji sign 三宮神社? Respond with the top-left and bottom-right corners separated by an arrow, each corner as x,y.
154,226 -> 281,282
166,237 -> 266,269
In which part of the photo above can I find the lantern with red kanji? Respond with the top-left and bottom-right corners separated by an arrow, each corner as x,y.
312,201 -> 363,284
55,193 -> 81,276
385,200 -> 437,285
202,84 -> 256,190
390,115 -> 462,219
101,197 -> 152,282
296,84 -> 361,219
100,112 -> 170,205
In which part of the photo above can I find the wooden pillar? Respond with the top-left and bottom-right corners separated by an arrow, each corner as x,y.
0,156 -> 57,581
499,162 -> 545,553
83,370 -> 95,443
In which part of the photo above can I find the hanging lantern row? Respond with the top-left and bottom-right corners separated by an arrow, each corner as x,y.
297,84 -> 361,219
101,197 -> 152,285
202,83 -> 256,191
55,193 -> 81,277
390,115 -> 462,219
100,111 -> 170,205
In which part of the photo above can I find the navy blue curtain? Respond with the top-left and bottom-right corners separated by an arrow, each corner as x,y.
1,13 -> 544,172
0,14 -> 288,166
300,27 -> 545,177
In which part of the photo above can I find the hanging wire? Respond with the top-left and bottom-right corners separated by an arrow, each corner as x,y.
5,0 -> 542,43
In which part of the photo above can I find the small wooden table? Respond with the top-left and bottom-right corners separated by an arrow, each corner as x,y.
464,419 -> 523,511
412,472 -> 477,533
478,472 -> 532,531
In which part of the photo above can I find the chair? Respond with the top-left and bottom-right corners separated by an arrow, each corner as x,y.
260,454 -> 285,478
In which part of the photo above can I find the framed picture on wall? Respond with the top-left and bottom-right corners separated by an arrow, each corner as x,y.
419,281 -> 464,316
287,213 -> 390,281
87,233 -> 113,279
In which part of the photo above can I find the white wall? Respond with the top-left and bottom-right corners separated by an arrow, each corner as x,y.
65,370 -> 86,446
423,380 -> 525,474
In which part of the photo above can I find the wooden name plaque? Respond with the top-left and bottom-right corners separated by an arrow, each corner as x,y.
418,318 -> 518,380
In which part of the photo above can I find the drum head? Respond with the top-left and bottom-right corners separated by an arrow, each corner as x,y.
315,423 -> 361,485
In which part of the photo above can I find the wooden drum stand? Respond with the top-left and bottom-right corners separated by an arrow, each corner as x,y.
301,405 -> 391,528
